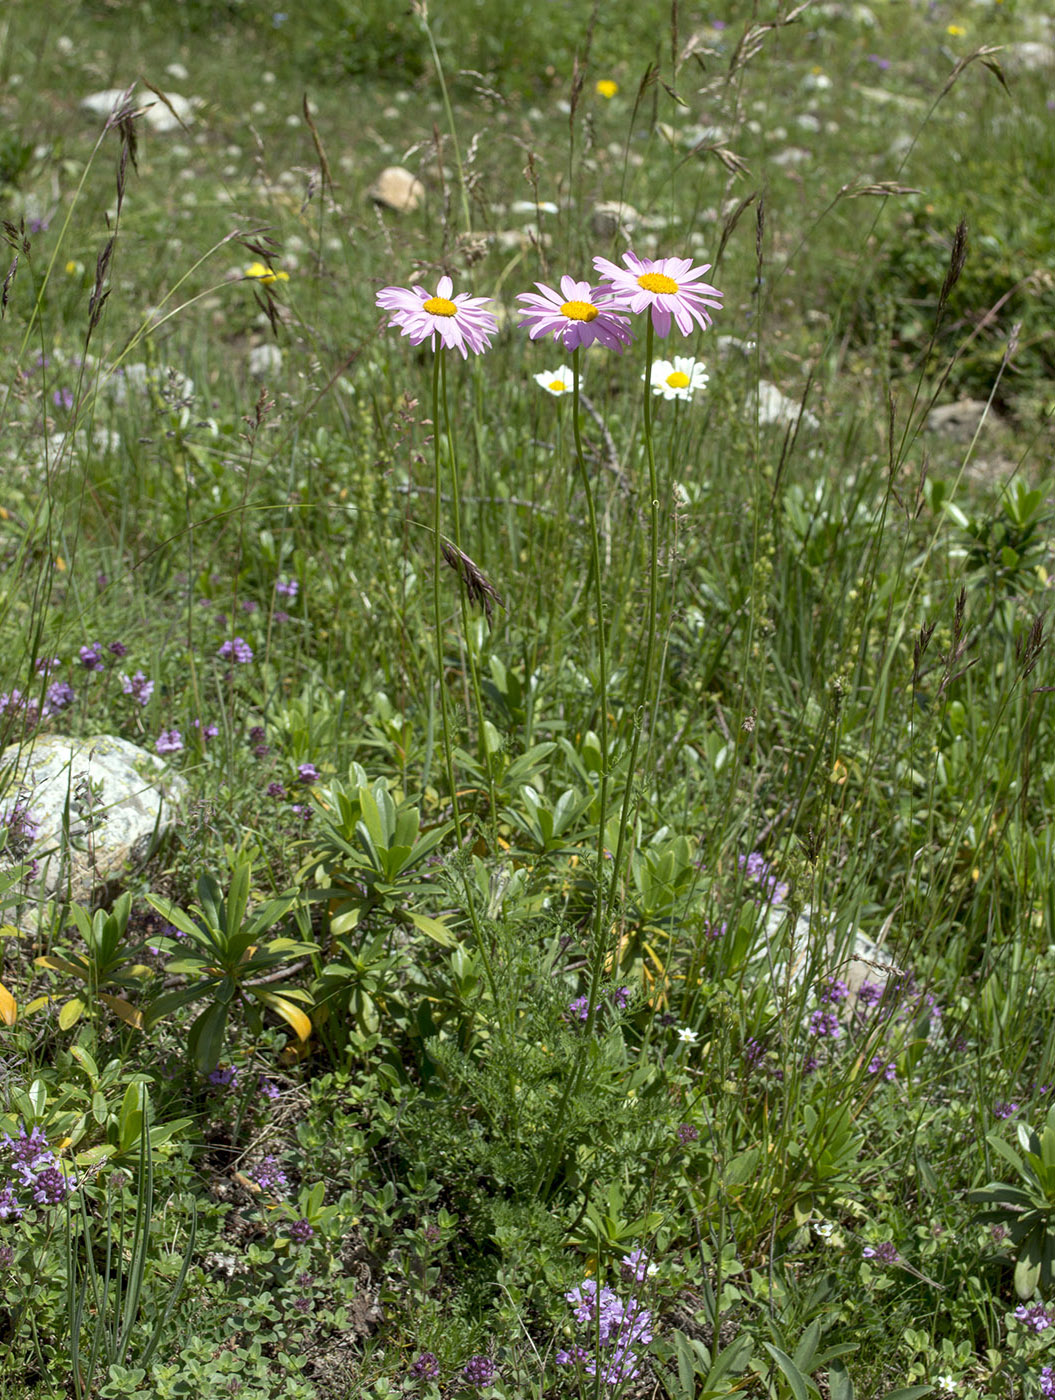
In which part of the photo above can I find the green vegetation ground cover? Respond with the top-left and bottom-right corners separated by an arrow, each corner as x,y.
1,0 -> 1055,1396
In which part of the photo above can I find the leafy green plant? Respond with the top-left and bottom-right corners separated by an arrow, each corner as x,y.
34,893 -> 148,1033
144,858 -> 315,1073
969,1104 -> 1055,1298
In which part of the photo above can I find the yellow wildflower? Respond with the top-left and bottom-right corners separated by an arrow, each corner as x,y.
245,261 -> 290,285
595,79 -> 618,99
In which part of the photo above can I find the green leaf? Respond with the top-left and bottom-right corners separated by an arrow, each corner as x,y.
407,911 -> 455,946
224,858 -> 252,945
188,1001 -> 230,1075
829,1361 -> 855,1400
881,1388 -> 933,1400
763,1343 -> 813,1400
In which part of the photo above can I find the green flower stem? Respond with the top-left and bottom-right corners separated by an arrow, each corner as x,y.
440,351 -> 499,845
534,345 -> 612,1197
430,350 -> 500,1005
603,318 -> 660,937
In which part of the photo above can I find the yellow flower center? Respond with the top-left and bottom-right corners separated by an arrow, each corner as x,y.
666,370 -> 691,389
560,300 -> 599,322
638,272 -> 680,295
423,296 -> 458,317
548,379 -> 568,393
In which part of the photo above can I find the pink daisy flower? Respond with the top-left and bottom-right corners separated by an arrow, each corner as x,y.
376,274 -> 497,358
516,275 -> 632,352
592,251 -> 723,338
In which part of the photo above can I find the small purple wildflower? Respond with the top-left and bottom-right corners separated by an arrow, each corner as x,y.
52,387 -> 73,411
33,1166 -> 75,1205
703,918 -> 728,939
121,671 -> 154,706
1041,1367 -> 1055,1399
108,640 -> 128,658
254,1154 -> 288,1193
289,804 -> 313,823
273,609 -> 290,623
677,1123 -> 699,1144
994,1102 -> 1019,1120
738,851 -> 789,904
863,1241 -> 899,1263
218,637 -> 254,664
1014,1303 -> 1053,1333
296,763 -> 320,784
621,1248 -> 657,1283
0,1243 -> 13,1267
35,656 -> 60,677
868,1057 -> 897,1081
410,1352 -> 440,1380
267,782 -> 286,798
155,729 -> 183,755
568,994 -> 591,1022
818,978 -> 849,1004
79,642 -> 104,670
613,986 -> 631,1010
241,599 -> 258,613
462,1355 -> 496,1387
249,726 -> 266,743
191,719 -> 219,739
556,1346 -> 590,1366
259,1077 -> 281,1100
1,797 -> 41,859
208,1065 -> 238,1089
867,53 -> 891,69
0,1187 -> 23,1221
3,1125 -> 53,1178
46,680 -> 75,711
276,578 -> 298,598
291,1295 -> 312,1313
288,1217 -> 314,1242
743,1037 -> 765,1066
808,1009 -> 841,1039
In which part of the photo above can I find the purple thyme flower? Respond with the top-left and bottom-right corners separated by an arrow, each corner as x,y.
79,642 -> 104,670
249,726 -> 266,744
994,1102 -> 1019,1119
568,995 -> 591,1022
155,729 -> 183,756
108,640 -> 128,658
296,763 -> 320,784
241,599 -> 258,613
808,1009 -> 841,1039
288,1217 -> 314,1242
267,782 -> 286,798
703,918 -> 728,939
868,1057 -> 896,1081
120,671 -> 154,706
46,680 -> 75,711
1014,1303 -> 1053,1333
818,978 -> 849,1004
0,1187 -> 23,1220
52,387 -> 73,410
289,804 -> 313,823
613,986 -> 631,1010
218,637 -> 254,664
276,578 -> 298,598
3,1125 -> 54,1179
33,1166 -> 75,1205
410,1352 -> 440,1380
863,1241 -> 899,1263
35,656 -> 60,677
0,1243 -> 13,1266
677,1123 -> 699,1144
259,1077 -> 281,1100
462,1355 -> 496,1387
1041,1367 -> 1055,1399
253,1154 -> 288,1193
207,1065 -> 238,1088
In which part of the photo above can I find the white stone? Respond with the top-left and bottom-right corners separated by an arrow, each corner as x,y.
756,381 -> 819,430
79,87 -> 200,132
1001,42 -> 1055,75
2,734 -> 187,906
926,398 -> 998,440
165,62 -> 190,82
368,166 -> 425,213
104,362 -> 194,406
249,343 -> 283,379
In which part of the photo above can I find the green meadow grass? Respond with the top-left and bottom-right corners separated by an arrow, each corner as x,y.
1,0 -> 1055,1396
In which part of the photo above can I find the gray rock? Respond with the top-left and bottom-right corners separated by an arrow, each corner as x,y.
368,166 -> 424,213
2,734 -> 187,907
926,398 -> 998,441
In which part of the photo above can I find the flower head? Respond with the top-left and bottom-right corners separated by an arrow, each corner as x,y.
596,79 -> 619,99
376,274 -> 497,358
593,251 -> 723,338
462,1355 -> 496,1388
245,261 -> 289,285
517,275 -> 632,352
121,671 -> 154,706
533,366 -> 576,397
218,637 -> 254,664
676,1026 -> 699,1045
645,356 -> 709,400
155,729 -> 183,756
410,1352 -> 440,1380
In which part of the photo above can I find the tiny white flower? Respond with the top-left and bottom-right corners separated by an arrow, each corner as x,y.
676,1026 -> 700,1045
813,1221 -> 835,1239
935,1377 -> 957,1394
644,356 -> 709,401
533,366 -> 575,397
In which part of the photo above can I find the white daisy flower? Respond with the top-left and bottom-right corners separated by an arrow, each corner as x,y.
533,366 -> 576,397
644,356 -> 709,401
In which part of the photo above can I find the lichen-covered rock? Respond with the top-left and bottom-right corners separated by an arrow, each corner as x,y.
368,166 -> 424,213
1,734 -> 187,905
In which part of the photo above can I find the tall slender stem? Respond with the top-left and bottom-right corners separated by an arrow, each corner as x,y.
603,317 -> 660,934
